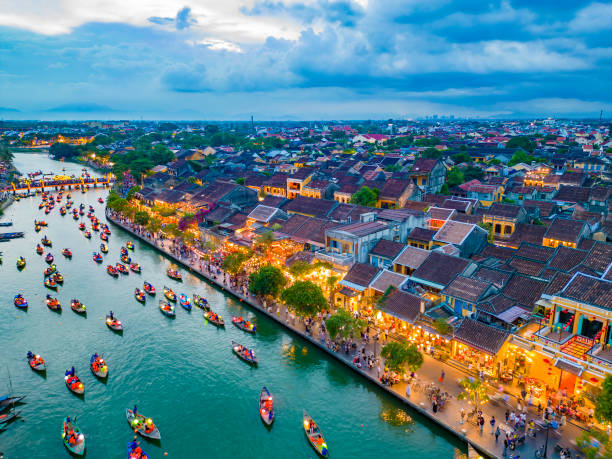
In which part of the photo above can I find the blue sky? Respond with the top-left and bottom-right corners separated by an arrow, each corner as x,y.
1,0 -> 611,120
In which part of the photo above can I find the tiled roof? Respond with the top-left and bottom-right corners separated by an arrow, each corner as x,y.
515,242 -> 555,262
442,275 -> 492,303
560,273 -> 612,310
408,227 -> 436,242
546,246 -> 588,272
502,274 -> 548,307
544,272 -> 573,296
507,223 -> 548,247
370,270 -> 408,293
583,242 -> 612,274
278,214 -> 309,235
283,196 -> 336,218
342,263 -> 381,288
327,203 -> 372,222
370,239 -> 405,259
543,218 -> 586,244
441,199 -> 472,213
411,158 -> 438,173
506,257 -> 546,277
285,251 -> 316,267
478,244 -> 516,262
403,200 -> 431,212
472,266 -> 514,288
412,252 -> 471,287
380,290 -> 422,323
454,319 -> 509,355
248,205 -> 280,223
263,173 -> 288,187
428,207 -> 455,221
379,178 -> 412,200
452,213 -> 483,225
590,186 -> 611,202
485,203 -> 523,219
476,293 -> 517,315
293,218 -> 335,246
523,200 -> 556,218
555,185 -> 590,203
434,220 -> 478,246
393,246 -> 430,269
260,195 -> 286,208
331,220 -> 388,237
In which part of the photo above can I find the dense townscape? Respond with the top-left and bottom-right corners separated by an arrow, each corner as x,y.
2,118 -> 612,458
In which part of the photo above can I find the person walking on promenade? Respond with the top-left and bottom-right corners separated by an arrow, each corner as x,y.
490,415 -> 496,434
479,415 -> 484,434
439,369 -> 445,383
460,407 -> 465,425
505,409 -> 509,422
495,425 -> 500,442
405,383 -> 411,398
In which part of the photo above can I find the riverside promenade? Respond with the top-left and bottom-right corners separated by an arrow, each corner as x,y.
107,211 -> 585,459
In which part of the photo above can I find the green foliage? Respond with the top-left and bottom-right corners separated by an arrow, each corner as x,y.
188,160 -> 204,172
162,223 -> 180,238
187,176 -> 198,184
463,165 -> 484,182
288,260 -> 332,278
384,164 -> 403,172
236,177 -> 245,185
377,285 -> 397,308
280,281 -> 327,317
381,341 -> 424,373
440,184 -> 450,195
452,152 -> 472,164
249,265 -> 286,298
506,136 -> 535,153
126,186 -> 141,201
0,143 -> 14,161
107,196 -> 128,212
350,186 -> 379,207
325,308 -> 366,340
414,137 -> 441,147
576,428 -> 612,459
134,210 -> 150,226
433,318 -> 451,335
595,375 -> 612,424
446,167 -> 465,188
153,204 -> 177,217
222,251 -> 251,275
146,219 -> 162,233
49,142 -> 79,159
421,147 -> 442,159
457,377 -> 490,412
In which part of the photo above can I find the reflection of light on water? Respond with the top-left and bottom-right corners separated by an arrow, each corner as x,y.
281,344 -> 308,363
380,408 -> 414,431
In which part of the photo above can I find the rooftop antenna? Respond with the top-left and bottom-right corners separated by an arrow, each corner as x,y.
251,115 -> 254,133
600,110 -> 603,123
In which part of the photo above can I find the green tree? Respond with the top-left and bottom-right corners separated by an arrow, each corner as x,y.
126,186 -> 141,201
350,186 -> 379,207
222,251 -> 250,275
381,341 -> 424,374
134,211 -> 150,226
576,429 -> 612,459
595,375 -> 612,424
456,377 -> 490,414
249,265 -> 286,298
107,197 -> 129,213
325,308 -> 366,340
508,150 -> 534,167
162,223 -> 180,238
463,165 -> 484,182
49,142 -> 79,159
236,177 -> 245,185
433,318 -> 451,335
446,167 -> 465,188
506,136 -> 535,153
146,219 -> 162,234
421,147 -> 442,159
452,152 -> 472,164
281,281 -> 327,317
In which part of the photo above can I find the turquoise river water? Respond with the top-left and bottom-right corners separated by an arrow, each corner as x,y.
0,153 -> 463,458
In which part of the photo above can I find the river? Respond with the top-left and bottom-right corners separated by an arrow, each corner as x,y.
0,153 -> 463,458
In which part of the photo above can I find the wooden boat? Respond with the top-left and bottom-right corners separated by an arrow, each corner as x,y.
126,241 -> 134,250
166,268 -> 182,281
121,254 -> 132,264
107,265 -> 118,277
61,248 -> 72,258
130,263 -> 141,273
41,236 -> 52,247
127,440 -> 149,459
0,394 -> 25,412
193,294 -> 209,310
98,197 -> 104,203
120,247 -> 128,256
93,252 -> 103,263
16,257 -> 26,269
179,294 -> 192,311
105,313 -> 123,332
100,243 -> 108,253
102,225 -> 111,234
45,252 -> 54,264
73,213 -> 79,220
44,264 -> 57,276
100,232 -> 108,241
135,288 -> 147,303
44,277 -> 58,290
143,282 -> 156,295
159,300 -> 176,317
232,317 -> 256,334
71,299 -> 86,314
259,386 -> 274,426
36,244 -> 44,254
52,272 -> 64,284
64,369 -> 84,394
78,223 -> 86,231
84,230 -> 92,239
14,294 -> 28,309
203,310 -> 224,326
90,354 -> 108,378
60,207 -> 66,215
0,409 -> 20,426
232,340 -> 257,365
46,294 -> 61,311
126,408 -> 161,440
116,263 -> 129,274
163,286 -> 176,302
303,410 -> 329,457
27,351 -> 46,372
62,417 -> 85,456
35,224 -> 41,232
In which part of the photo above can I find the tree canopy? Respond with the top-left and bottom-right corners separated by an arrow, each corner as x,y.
134,210 -> 150,226
222,251 -> 251,275
280,281 -> 327,317
595,375 -> 612,424
506,136 -> 535,153
249,265 -> 286,298
381,341 -> 424,374
446,167 -> 465,188
325,308 -> 366,340
350,186 -> 379,207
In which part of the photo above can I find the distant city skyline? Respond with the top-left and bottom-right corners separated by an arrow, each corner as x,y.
1,0 -> 611,120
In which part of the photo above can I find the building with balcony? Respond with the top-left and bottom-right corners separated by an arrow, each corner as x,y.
286,168 -> 313,199
482,203 -> 527,240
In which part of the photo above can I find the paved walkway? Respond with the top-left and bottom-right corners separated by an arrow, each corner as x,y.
107,211 -> 587,459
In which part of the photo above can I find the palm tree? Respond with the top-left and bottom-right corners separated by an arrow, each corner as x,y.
456,377 -> 490,418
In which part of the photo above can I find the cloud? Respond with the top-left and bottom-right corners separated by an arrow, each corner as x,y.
242,0 -> 365,27
45,103 -> 117,113
148,5 -> 196,30
569,2 -> 612,33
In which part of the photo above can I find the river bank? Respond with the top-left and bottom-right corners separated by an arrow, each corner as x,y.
106,210 -> 508,458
